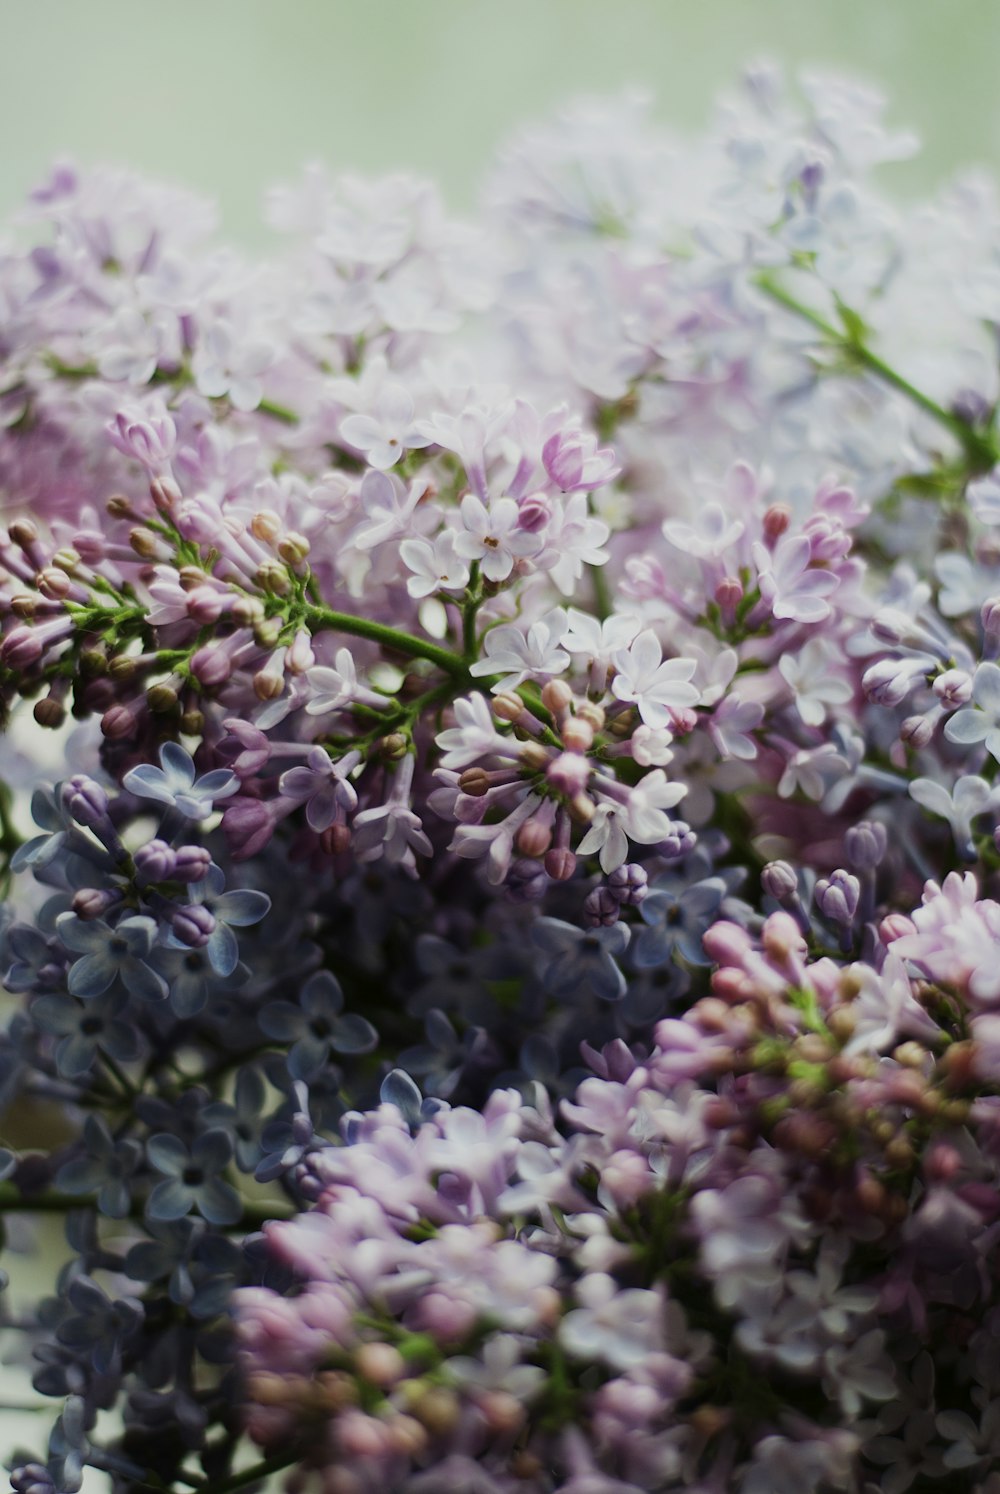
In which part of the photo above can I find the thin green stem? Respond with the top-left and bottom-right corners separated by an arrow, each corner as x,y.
256,398 -> 298,426
195,1454 -> 296,1494
302,604 -> 473,682
0,1183 -> 292,1229
756,272 -> 999,472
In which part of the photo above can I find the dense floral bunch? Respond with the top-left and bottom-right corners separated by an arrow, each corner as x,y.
4,63 -> 1000,1493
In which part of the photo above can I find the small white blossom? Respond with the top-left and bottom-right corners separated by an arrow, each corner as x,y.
611,629 -> 699,729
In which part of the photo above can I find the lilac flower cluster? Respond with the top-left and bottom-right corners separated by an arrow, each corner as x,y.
4,62 -> 1000,1494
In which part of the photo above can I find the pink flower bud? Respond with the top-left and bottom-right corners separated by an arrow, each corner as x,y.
544,846 -> 576,880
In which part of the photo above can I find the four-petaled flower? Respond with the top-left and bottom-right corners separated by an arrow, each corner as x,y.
123,742 -> 239,820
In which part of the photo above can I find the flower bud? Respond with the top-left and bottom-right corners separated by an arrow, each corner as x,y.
129,527 -> 161,559
150,476 -> 181,513
134,839 -> 177,882
33,696 -> 65,728
541,679 -> 573,714
172,904 -> 216,947
101,703 -> 137,739
180,709 -> 205,736
900,714 -> 933,748
36,567 -> 71,599
561,718 -> 593,753
62,775 -> 109,827
761,859 -> 798,901
250,510 -> 282,543
173,845 -> 212,882
492,692 -> 525,723
147,682 -> 179,713
516,817 -> 552,856
844,820 -> 888,871
762,504 -> 791,544
544,847 -> 577,880
576,701 -> 606,731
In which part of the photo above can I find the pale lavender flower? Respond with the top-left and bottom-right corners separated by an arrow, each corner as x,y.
469,609 -> 570,691
454,494 -> 543,582
123,741 -> 238,819
611,630 -> 699,729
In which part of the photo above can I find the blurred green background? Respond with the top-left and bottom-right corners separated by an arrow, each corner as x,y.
2,0 -> 999,243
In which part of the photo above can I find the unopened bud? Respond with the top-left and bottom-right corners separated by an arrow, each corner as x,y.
36,567 -> 72,599
101,704 -> 136,739
250,510 -> 282,543
355,1343 -> 405,1388
562,718 -> 593,753
79,650 -> 107,677
232,596 -> 265,627
541,679 -> 573,714
544,846 -> 576,880
576,701 -> 605,731
493,691 -> 525,724
180,709 -> 205,736
8,519 -> 38,548
149,476 -> 181,513
256,560 -> 291,596
278,532 -> 310,566
129,527 -> 160,559
108,654 -> 139,682
762,504 -> 792,544
761,859 -> 798,901
253,669 -> 285,701
900,714 -> 933,749
378,734 -> 409,762
320,823 -> 352,855
517,817 -> 552,856
253,617 -> 283,649
458,767 -> 491,797
33,697 -> 65,728
147,683 -> 179,713
105,494 -> 135,519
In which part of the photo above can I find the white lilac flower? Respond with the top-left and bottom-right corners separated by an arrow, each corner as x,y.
538,492 -> 611,594
56,913 -> 167,1002
630,724 -> 675,767
469,610 -> 569,692
561,608 -> 641,663
778,638 -> 854,725
454,494 -> 543,582
352,755 -> 433,870
662,501 -> 745,559
339,380 -> 430,469
708,694 -> 764,760
610,629 -> 699,729
909,774 -> 999,859
944,662 -> 1000,761
303,650 -> 385,717
435,693 -> 511,769
968,468 -> 1000,526
399,529 -> 471,597
559,1273 -> 670,1373
191,318 -> 273,411
123,741 -> 239,820
752,532 -> 840,622
349,469 -> 428,550
576,802 -> 630,873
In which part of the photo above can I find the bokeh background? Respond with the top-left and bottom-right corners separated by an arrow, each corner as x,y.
2,0 -> 1000,1473
2,0 -> 1000,244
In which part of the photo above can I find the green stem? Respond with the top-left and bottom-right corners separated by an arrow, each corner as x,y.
0,1183 -> 292,1229
756,273 -> 999,472
256,398 -> 298,426
195,1454 -> 295,1494
302,604 -> 473,682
